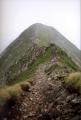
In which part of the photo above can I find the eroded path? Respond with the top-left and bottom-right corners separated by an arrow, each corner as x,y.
2,63 -> 81,120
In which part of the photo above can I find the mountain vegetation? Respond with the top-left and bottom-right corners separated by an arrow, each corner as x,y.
0,23 -> 81,120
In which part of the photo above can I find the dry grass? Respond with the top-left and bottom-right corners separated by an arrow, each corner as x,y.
65,72 -> 81,93
20,82 -> 31,92
0,79 -> 33,106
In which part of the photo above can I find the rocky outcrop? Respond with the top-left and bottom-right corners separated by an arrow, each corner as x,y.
3,44 -> 46,85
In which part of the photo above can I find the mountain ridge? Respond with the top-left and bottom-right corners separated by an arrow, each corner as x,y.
1,23 -> 81,66
0,23 -> 81,119
0,23 -> 81,86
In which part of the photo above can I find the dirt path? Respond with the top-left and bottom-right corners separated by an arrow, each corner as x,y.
19,64 -> 48,120
3,64 -> 50,120
2,63 -> 81,120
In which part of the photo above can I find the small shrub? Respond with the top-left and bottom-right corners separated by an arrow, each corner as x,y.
27,79 -> 33,85
0,83 -> 22,106
0,79 -> 33,107
20,82 -> 31,92
65,72 -> 81,93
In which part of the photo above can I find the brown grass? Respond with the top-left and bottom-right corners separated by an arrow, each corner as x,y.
0,79 -> 33,106
65,72 -> 81,93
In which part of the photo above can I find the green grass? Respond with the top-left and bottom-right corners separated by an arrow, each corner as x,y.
14,47 -> 52,84
7,44 -> 79,85
59,50 -> 78,70
0,44 -> 80,107
63,57 -> 78,70
47,45 -> 78,71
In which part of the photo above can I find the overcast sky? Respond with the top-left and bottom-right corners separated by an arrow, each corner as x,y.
0,0 -> 80,53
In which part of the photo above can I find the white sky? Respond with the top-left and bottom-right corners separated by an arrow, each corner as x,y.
0,0 -> 80,53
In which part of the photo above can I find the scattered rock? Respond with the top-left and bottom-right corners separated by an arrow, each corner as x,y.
48,77 -> 51,81
1,63 -> 81,120
3,118 -> 7,120
66,95 -> 75,103
23,115 -> 28,119
29,97 -> 33,101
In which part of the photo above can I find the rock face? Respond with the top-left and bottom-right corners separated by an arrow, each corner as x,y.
4,44 -> 46,85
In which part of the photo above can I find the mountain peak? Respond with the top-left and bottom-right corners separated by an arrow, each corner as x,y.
31,23 -> 44,26
0,23 -> 81,86
27,23 -> 53,31
30,23 -> 47,27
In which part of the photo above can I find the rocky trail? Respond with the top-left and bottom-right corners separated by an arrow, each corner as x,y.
1,63 -> 81,120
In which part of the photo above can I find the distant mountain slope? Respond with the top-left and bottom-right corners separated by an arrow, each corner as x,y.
31,23 -> 81,67
0,23 -> 81,86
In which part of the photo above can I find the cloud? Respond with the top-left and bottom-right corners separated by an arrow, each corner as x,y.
0,0 -> 80,53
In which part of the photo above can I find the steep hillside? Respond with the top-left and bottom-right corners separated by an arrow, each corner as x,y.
0,23 -> 81,86
0,23 -> 81,119
0,44 -> 81,120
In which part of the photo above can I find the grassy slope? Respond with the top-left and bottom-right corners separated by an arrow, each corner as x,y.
14,46 -> 52,83
0,23 -> 80,107
0,46 -> 51,106
0,44 -> 80,107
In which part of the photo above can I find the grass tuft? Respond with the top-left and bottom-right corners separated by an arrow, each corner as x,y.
20,82 -> 31,92
65,72 -> 81,93
0,80 -> 32,106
